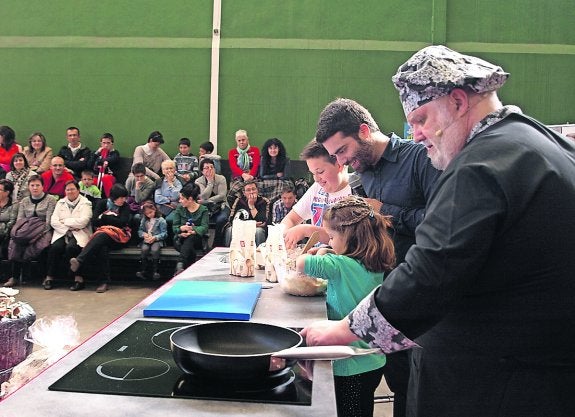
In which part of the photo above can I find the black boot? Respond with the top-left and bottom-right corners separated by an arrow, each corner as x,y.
136,258 -> 148,280
152,259 -> 161,281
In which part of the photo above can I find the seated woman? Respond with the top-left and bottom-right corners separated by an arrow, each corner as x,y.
6,152 -> 37,202
3,175 -> 56,287
0,126 -> 22,175
154,159 -> 183,224
0,179 -> 18,281
259,137 -> 290,179
44,180 -> 93,290
23,132 -> 53,175
225,180 -> 270,247
195,158 -> 230,247
258,137 -> 292,202
172,183 -> 209,276
69,183 -> 131,293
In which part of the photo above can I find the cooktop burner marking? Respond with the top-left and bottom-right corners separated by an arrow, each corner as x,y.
96,357 -> 171,381
151,326 -> 185,351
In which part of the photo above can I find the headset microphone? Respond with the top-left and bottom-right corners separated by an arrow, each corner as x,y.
435,129 -> 443,137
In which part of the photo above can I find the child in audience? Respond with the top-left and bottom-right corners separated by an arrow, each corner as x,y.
296,196 -> 395,417
173,137 -> 200,184
198,141 -> 222,174
272,184 -> 297,223
79,169 -> 102,202
136,200 -> 167,281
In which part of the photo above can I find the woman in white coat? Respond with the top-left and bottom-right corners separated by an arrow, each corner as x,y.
43,179 -> 92,290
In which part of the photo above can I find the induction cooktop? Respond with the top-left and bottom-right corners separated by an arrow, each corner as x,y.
49,320 -> 313,406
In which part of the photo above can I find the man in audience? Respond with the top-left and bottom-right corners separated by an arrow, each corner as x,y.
131,130 -> 171,181
272,184 -> 297,224
41,156 -> 75,199
58,126 -> 91,179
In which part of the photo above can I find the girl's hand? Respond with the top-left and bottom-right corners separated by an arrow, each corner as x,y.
300,318 -> 359,347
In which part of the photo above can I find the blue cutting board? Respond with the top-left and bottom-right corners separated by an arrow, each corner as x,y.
143,281 -> 262,320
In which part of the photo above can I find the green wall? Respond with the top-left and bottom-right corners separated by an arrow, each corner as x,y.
1,0 -> 574,159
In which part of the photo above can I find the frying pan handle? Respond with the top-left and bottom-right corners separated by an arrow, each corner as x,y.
272,345 -> 381,361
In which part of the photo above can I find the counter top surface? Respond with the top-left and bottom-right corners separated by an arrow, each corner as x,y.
0,248 -> 337,416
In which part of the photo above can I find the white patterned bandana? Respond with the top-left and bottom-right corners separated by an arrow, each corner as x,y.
392,45 -> 509,116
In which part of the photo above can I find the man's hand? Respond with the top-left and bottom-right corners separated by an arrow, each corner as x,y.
364,197 -> 383,213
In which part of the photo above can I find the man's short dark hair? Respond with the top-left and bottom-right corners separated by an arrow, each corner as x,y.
179,137 -> 191,147
315,98 -> 380,143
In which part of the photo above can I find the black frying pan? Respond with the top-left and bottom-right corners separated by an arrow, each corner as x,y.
170,322 -> 303,379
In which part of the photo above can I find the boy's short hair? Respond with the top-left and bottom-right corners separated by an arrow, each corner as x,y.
131,162 -> 147,175
178,137 -> 191,147
81,169 -> 94,178
299,138 -> 336,164
199,141 -> 214,153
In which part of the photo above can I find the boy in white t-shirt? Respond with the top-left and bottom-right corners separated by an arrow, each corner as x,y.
281,139 -> 351,248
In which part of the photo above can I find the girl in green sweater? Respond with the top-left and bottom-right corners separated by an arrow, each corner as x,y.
296,195 -> 395,417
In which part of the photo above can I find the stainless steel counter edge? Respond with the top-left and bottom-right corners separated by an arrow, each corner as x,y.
0,248 -> 337,416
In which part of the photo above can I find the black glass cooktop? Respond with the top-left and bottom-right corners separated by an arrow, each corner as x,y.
49,320 -> 313,406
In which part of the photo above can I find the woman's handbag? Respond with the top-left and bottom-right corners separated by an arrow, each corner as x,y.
8,217 -> 53,261
91,225 -> 131,244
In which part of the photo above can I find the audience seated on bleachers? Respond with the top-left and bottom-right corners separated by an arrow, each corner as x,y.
225,180 -> 270,247
23,132 -> 53,175
41,156 -> 75,199
79,169 -> 102,204
58,127 -> 91,179
131,130 -> 170,181
271,184 -> 297,224
136,200 -> 167,281
0,126 -> 23,175
174,137 -> 200,184
6,153 -> 37,202
3,174 -> 56,288
195,158 -> 229,248
198,141 -> 222,174
172,183 -> 209,276
87,132 -> 119,198
44,180 -> 93,291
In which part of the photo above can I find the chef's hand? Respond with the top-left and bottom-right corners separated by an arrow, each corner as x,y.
300,318 -> 360,346
364,197 -> 383,213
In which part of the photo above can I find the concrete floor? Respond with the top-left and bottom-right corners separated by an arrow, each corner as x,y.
13,279 -> 394,416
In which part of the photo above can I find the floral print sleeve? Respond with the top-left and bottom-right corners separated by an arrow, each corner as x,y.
348,288 -> 419,354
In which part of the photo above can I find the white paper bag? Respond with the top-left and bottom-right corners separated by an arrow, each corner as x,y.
262,224 -> 288,283
229,219 -> 257,277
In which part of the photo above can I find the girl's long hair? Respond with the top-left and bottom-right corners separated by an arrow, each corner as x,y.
323,196 -> 395,272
